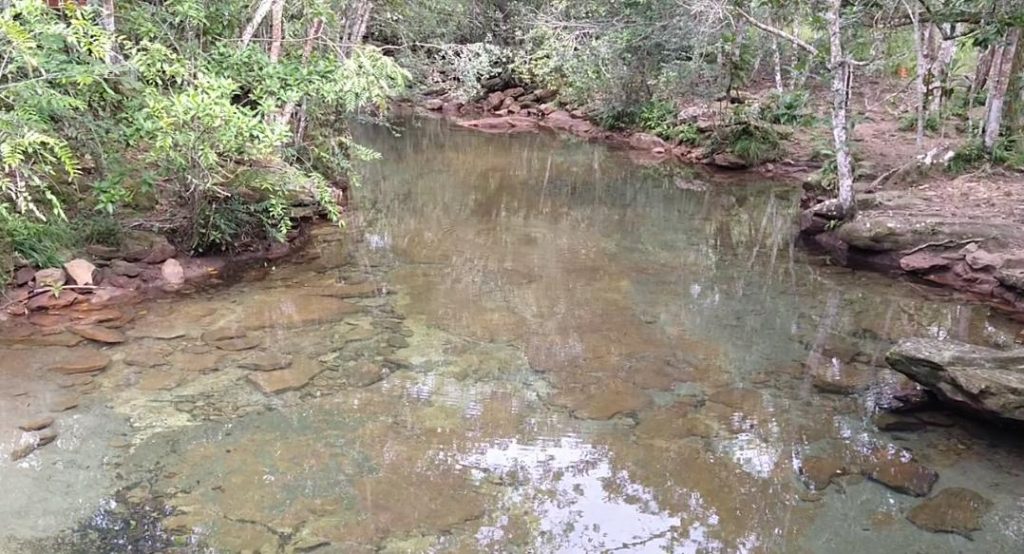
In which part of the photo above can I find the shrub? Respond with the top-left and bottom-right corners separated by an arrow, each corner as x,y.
758,91 -> 815,127
708,110 -> 785,165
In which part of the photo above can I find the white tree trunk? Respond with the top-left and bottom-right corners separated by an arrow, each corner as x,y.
268,0 -> 284,63
827,0 -> 855,215
931,26 -> 957,112
240,0 -> 275,48
772,35 -> 783,93
909,2 -> 926,146
983,28 -> 1021,152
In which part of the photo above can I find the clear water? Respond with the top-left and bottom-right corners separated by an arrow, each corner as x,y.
2,118 -> 1023,553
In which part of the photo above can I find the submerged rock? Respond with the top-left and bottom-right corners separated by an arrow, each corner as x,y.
70,325 -> 127,344
10,428 -> 58,460
887,338 -> 1024,422
18,416 -> 55,432
873,413 -> 928,432
552,383 -> 651,420
160,259 -> 185,288
211,336 -> 262,352
799,456 -> 848,491
49,393 -> 81,412
907,487 -> 993,537
860,447 -> 938,497
47,348 -> 111,374
246,358 -> 323,394
238,352 -> 293,371
201,327 -> 246,343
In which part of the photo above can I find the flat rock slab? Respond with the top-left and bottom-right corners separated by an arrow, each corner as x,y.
49,394 -> 81,412
212,336 -> 262,352
47,348 -> 111,375
317,282 -> 389,299
907,487 -> 993,537
18,416 -> 55,431
233,294 -> 361,330
887,338 -> 1024,422
238,352 -> 293,372
551,383 -> 651,420
246,358 -> 324,394
70,325 -> 127,344
202,328 -> 246,343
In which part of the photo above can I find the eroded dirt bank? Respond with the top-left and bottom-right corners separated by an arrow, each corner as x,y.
801,174 -> 1024,322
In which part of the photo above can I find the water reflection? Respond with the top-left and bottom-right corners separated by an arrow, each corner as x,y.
3,118 -> 1024,553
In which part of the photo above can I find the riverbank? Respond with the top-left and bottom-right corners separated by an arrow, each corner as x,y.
0,224 -> 317,325
409,84 -> 1024,320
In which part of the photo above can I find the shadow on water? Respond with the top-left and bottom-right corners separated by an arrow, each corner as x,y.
2,117 -> 1024,553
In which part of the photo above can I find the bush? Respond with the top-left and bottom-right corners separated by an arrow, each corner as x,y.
0,210 -> 74,269
708,111 -> 785,165
898,113 -> 941,134
190,198 -> 288,254
758,91 -> 815,127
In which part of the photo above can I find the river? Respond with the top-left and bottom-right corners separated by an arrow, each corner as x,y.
2,118 -> 1023,553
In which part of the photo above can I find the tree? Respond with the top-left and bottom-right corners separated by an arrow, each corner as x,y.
737,1 -> 857,216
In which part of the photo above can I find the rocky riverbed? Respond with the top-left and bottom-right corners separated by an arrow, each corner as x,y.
3,118 -> 1024,553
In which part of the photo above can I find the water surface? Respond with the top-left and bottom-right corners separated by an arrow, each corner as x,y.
2,118 -> 1023,553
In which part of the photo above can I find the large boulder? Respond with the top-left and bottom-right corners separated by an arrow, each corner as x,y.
886,338 -> 1024,422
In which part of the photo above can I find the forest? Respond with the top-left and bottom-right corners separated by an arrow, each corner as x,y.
1,0 -> 1022,281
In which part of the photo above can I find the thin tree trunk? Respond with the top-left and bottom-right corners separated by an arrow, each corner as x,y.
909,1 -> 927,146
931,25 -> 957,114
240,0 -> 275,48
772,34 -> 783,93
971,45 -> 995,101
339,0 -> 372,59
983,28 -> 1021,152
268,0 -> 284,63
278,18 -> 323,126
1004,30 -> 1024,136
827,0 -> 855,215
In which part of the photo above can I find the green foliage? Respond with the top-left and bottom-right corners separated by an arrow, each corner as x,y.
0,0 -> 114,222
946,137 -> 1024,173
0,209 -> 73,269
758,91 -> 815,127
1,0 -> 409,263
191,198 -> 287,254
708,110 -> 785,165
898,113 -> 941,134
992,136 -> 1024,171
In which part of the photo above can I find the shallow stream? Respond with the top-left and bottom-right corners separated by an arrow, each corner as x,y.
2,119 -> 1024,553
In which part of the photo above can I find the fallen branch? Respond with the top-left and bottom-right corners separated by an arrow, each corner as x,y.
904,238 -> 983,255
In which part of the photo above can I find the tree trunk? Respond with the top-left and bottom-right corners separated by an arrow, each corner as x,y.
971,45 -> 995,101
983,28 -> 1021,152
930,25 -> 957,114
772,34 -> 783,93
827,0 -> 855,216
1004,29 -> 1024,136
910,2 -> 927,146
339,0 -> 372,59
268,0 -> 284,63
240,0 -> 275,48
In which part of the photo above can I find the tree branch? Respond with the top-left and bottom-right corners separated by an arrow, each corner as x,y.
734,7 -> 818,57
